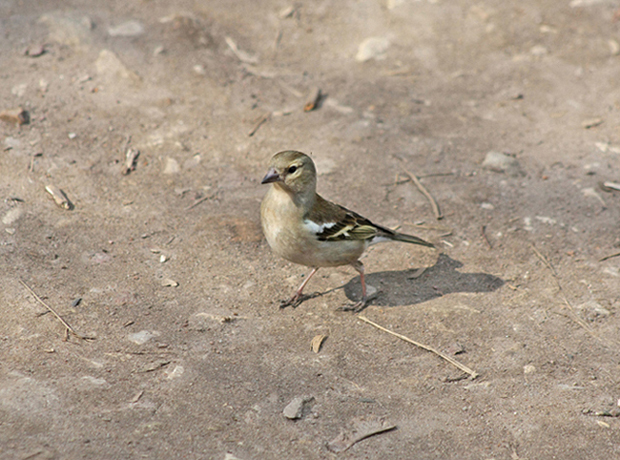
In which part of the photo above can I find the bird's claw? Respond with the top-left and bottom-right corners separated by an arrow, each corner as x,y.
339,299 -> 367,313
279,291 -> 321,309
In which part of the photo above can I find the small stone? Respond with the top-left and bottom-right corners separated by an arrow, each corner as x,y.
128,330 -> 157,345
108,20 -> 145,37
278,5 -> 296,19
530,45 -> 548,56
153,45 -> 165,56
355,37 -> 390,62
192,64 -> 206,75
164,365 -> 184,380
25,44 -> 46,57
95,49 -> 142,85
68,132 -> 77,139
161,279 -> 179,287
39,12 -> 93,48
2,207 -> 23,225
11,84 -> 28,98
283,396 -> 313,420
576,300 -> 610,322
163,157 -> 180,174
524,365 -> 536,374
482,151 -> 524,176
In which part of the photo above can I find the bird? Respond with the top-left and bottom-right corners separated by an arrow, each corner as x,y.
260,150 -> 434,311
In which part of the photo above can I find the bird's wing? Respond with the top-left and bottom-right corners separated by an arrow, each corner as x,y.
304,194 -> 434,248
304,195 -> 390,242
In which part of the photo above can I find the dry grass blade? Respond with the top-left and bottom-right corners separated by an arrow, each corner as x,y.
358,316 -> 478,379
19,279 -> 94,341
398,166 -> 443,220
530,245 -> 615,347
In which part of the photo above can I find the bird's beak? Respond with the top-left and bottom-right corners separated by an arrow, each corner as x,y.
261,168 -> 281,184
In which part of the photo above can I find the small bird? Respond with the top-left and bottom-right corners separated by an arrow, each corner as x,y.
260,150 -> 434,311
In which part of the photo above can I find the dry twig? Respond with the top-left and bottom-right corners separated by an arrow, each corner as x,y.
481,225 -> 492,249
358,316 -> 478,379
398,166 -> 443,220
248,112 -> 271,137
185,192 -> 215,211
19,279 -> 93,341
599,251 -> 620,262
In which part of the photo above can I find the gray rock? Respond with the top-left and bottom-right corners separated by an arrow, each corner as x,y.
482,151 -> 524,176
39,12 -> 93,49
356,37 -> 390,62
108,20 -> 145,37
283,396 -> 313,419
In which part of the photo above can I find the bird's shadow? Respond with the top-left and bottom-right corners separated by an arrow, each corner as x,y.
343,253 -> 504,308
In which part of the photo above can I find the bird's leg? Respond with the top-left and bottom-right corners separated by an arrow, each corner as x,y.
342,260 -> 367,312
280,267 -> 319,308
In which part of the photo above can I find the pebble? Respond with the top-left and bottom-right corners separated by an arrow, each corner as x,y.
523,365 -> 536,374
164,365 -> 184,380
11,84 -> 28,98
95,49 -> 142,84
39,12 -> 93,48
2,207 -> 23,225
81,376 -> 107,386
163,157 -> 180,174
3,137 -> 21,149
355,37 -> 390,62
482,151 -> 524,176
24,44 -> 45,57
283,396 -> 313,419
192,64 -> 206,75
128,330 -> 157,345
108,20 -> 145,37
576,300 -> 610,322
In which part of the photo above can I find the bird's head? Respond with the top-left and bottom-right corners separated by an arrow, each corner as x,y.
261,150 -> 317,195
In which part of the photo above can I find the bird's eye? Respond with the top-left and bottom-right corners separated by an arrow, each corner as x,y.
288,165 -> 298,174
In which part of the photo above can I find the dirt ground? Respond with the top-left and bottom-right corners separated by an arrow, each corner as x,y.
1,0 -> 620,459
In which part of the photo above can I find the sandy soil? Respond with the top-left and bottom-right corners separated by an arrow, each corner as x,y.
1,0 -> 620,459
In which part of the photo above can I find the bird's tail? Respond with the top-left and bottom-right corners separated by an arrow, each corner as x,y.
390,231 -> 435,248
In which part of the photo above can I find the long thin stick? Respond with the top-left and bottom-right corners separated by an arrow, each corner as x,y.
399,166 -> 443,220
19,279 -> 92,341
248,112 -> 271,137
358,315 -> 478,379
599,251 -> 620,262
530,245 -> 614,347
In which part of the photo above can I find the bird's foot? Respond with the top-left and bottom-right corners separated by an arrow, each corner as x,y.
279,291 -> 321,309
339,299 -> 367,313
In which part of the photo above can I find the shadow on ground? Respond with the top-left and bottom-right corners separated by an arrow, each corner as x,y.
344,253 -> 504,307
